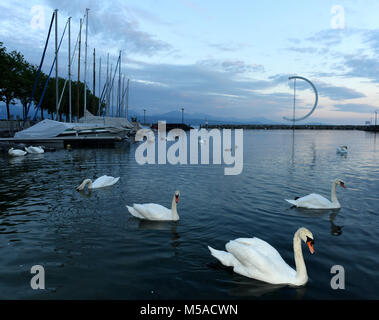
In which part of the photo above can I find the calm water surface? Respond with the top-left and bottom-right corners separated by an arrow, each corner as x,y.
0,130 -> 378,299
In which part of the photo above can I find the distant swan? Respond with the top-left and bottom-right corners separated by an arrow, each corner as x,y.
8,147 -> 27,157
76,175 -> 120,190
25,146 -> 44,154
336,146 -> 347,154
285,178 -> 346,209
127,191 -> 180,221
208,227 -> 315,286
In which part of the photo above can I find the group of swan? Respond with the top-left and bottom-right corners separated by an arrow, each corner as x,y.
74,175 -> 345,288
8,146 -> 44,157
76,175 -> 180,221
123,179 -> 344,286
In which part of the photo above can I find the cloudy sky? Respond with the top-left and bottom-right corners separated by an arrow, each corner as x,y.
1,0 -> 379,124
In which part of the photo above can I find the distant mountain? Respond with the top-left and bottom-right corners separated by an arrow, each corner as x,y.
128,109 -> 278,125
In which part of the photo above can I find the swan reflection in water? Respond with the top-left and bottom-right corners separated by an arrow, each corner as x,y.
128,218 -> 180,250
77,189 -> 93,198
208,263 -> 307,298
291,208 -> 343,236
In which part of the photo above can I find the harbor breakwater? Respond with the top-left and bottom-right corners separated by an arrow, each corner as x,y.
202,124 -> 379,132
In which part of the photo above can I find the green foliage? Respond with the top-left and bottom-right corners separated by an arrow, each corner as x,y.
0,42 -> 104,121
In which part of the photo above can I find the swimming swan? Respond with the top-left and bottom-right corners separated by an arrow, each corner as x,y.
285,179 -> 346,209
25,146 -> 44,154
208,227 -> 315,286
76,175 -> 120,190
127,191 -> 180,221
8,148 -> 27,157
336,146 -> 347,154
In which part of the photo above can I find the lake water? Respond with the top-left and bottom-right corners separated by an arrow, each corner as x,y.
0,130 -> 378,299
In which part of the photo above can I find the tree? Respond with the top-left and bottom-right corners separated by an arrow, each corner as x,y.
0,49 -> 25,119
17,61 -> 38,119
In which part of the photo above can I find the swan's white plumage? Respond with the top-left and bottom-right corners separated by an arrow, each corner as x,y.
8,148 -> 27,157
210,238 -> 296,284
128,203 -> 172,220
286,193 -> 335,209
90,175 -> 119,189
77,175 -> 120,190
208,228 -> 314,286
127,191 -> 180,221
285,179 -> 345,209
336,146 -> 347,154
25,146 -> 44,154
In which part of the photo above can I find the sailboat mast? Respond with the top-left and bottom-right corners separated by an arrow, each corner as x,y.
118,50 -> 121,117
55,9 -> 58,119
110,64 -> 113,117
106,53 -> 109,116
122,75 -> 125,117
126,78 -> 129,120
98,56 -> 101,116
83,8 -> 89,115
93,48 -> 95,99
68,17 -> 72,123
293,78 -> 296,128
76,18 -> 82,121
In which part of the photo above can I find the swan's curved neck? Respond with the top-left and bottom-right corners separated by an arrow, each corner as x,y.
78,179 -> 92,190
293,231 -> 308,284
331,181 -> 339,205
171,195 -> 179,219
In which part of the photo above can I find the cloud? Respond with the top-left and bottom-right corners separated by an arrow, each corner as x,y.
208,42 -> 250,52
123,61 -> 293,118
45,0 -> 171,55
199,59 -> 265,74
306,29 -> 354,46
316,82 -> 365,100
280,75 -> 366,101
285,46 -> 330,55
343,55 -> 379,82
333,103 -> 378,113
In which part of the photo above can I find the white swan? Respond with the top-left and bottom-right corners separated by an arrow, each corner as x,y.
336,146 -> 347,154
8,147 -> 27,157
25,146 -> 44,154
76,175 -> 120,190
285,178 -> 346,209
208,227 -> 315,286
127,191 -> 180,221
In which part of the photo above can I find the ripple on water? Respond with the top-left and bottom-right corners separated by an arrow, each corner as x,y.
0,130 -> 378,299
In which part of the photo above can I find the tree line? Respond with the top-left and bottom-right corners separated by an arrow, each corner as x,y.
0,42 -> 103,121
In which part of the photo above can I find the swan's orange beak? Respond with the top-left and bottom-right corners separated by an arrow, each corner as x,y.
341,182 -> 346,188
307,240 -> 315,254
175,195 -> 179,203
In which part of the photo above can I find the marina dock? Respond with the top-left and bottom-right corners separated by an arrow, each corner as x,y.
0,135 -> 126,149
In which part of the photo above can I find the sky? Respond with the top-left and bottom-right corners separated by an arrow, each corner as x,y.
1,0 -> 379,124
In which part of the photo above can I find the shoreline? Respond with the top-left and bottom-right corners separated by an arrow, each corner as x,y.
202,124 -> 379,131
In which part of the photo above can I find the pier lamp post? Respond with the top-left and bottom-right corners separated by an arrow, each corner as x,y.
375,111 -> 377,126
143,109 -> 146,125
181,108 -> 184,124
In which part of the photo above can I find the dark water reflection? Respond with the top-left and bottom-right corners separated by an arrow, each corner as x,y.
0,130 -> 378,299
